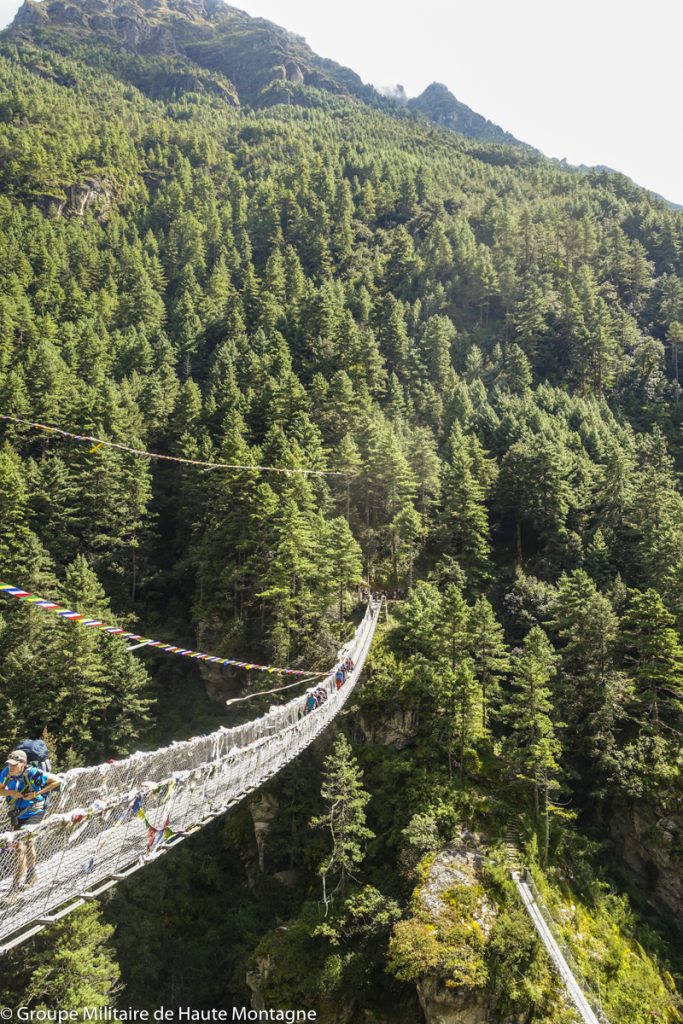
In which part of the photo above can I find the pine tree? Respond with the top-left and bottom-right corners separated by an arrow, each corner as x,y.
422,315 -> 456,390
502,627 -> 561,863
511,279 -> 548,364
258,496 -> 316,663
118,253 -> 165,333
432,658 -> 480,779
620,588 -> 683,734
395,580 -> 443,660
548,570 -> 623,783
468,596 -> 510,729
498,343 -> 532,395
372,295 -> 410,376
434,580 -> 470,669
0,904 -> 119,1009
498,432 -> 573,564
34,557 -> 151,764
310,734 -> 374,909
0,444 -> 51,582
665,320 -> 683,382
383,225 -> 420,298
389,504 -> 425,588
440,425 -> 494,585
584,528 -> 614,589
325,516 -> 363,620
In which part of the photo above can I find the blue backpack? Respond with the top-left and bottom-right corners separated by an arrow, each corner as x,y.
17,739 -> 53,806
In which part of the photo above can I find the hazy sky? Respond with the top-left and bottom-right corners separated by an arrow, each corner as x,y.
1,0 -> 681,204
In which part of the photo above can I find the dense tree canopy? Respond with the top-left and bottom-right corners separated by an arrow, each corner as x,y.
0,5 -> 682,1019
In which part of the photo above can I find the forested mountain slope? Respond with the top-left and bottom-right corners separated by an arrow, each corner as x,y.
0,1 -> 682,1020
11,0 -> 385,107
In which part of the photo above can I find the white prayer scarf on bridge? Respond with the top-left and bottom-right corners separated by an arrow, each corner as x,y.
0,602 -> 380,951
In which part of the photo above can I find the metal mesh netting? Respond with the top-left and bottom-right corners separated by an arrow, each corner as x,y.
0,602 -> 380,949
521,871 -> 609,1024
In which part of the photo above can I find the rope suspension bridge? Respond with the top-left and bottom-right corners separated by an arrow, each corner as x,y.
513,869 -> 608,1024
0,593 -> 613,1024
0,593 -> 614,1024
0,601 -> 381,954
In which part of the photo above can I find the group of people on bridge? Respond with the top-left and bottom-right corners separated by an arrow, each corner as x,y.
0,612 -> 370,898
0,649 -> 359,893
304,654 -> 355,714
360,587 -> 404,604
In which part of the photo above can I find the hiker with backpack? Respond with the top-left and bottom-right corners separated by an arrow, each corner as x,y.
0,743 -> 63,890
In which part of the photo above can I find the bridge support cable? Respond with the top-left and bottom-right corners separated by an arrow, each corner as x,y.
0,602 -> 380,953
513,869 -> 608,1024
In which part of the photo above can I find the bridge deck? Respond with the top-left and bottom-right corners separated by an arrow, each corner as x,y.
0,603 -> 380,952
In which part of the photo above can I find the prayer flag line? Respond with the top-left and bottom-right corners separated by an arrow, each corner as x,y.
0,413 -> 343,477
0,581 -> 325,678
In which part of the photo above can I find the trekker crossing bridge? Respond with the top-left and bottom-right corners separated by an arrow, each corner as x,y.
0,598 -> 611,1024
0,601 -> 380,953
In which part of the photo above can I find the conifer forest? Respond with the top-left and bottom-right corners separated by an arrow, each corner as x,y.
0,1 -> 682,1021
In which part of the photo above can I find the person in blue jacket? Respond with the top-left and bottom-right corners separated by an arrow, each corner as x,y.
0,749 -> 63,890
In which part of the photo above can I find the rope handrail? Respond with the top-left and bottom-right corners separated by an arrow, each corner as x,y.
0,413 -> 344,476
0,601 -> 381,954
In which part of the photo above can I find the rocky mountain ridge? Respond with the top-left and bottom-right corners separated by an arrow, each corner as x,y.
7,0 -> 529,145
8,0 -> 386,106
406,81 -> 528,148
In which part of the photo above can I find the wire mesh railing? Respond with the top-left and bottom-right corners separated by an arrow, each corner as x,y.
522,869 -> 609,1023
0,601 -> 380,952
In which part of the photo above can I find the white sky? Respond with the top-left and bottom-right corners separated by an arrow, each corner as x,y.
1,0 -> 682,205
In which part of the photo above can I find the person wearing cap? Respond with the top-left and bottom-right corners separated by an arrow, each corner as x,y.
0,749 -> 63,890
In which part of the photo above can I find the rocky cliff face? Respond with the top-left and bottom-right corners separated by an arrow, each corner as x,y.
417,978 -> 491,1024
7,0 -> 374,107
609,796 -> 683,922
356,706 -> 419,748
249,791 -> 279,873
394,836 -> 541,1024
26,174 -> 114,218
415,839 -> 496,1024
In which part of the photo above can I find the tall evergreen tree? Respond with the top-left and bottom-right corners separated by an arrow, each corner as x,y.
502,627 -> 562,863
310,734 -> 374,909
620,588 -> 683,734
468,596 -> 510,729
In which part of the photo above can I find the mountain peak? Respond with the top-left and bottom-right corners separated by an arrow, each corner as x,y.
6,1 -> 528,149
407,81 -> 528,148
7,0 -> 379,106
421,81 -> 453,97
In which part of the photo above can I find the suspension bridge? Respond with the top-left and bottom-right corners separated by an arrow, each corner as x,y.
0,598 -> 611,1024
513,869 -> 608,1024
0,601 -> 380,953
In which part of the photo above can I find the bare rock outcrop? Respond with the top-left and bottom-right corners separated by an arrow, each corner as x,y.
610,796 -> 683,921
66,176 -> 114,217
249,792 -> 279,873
356,707 -> 418,749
